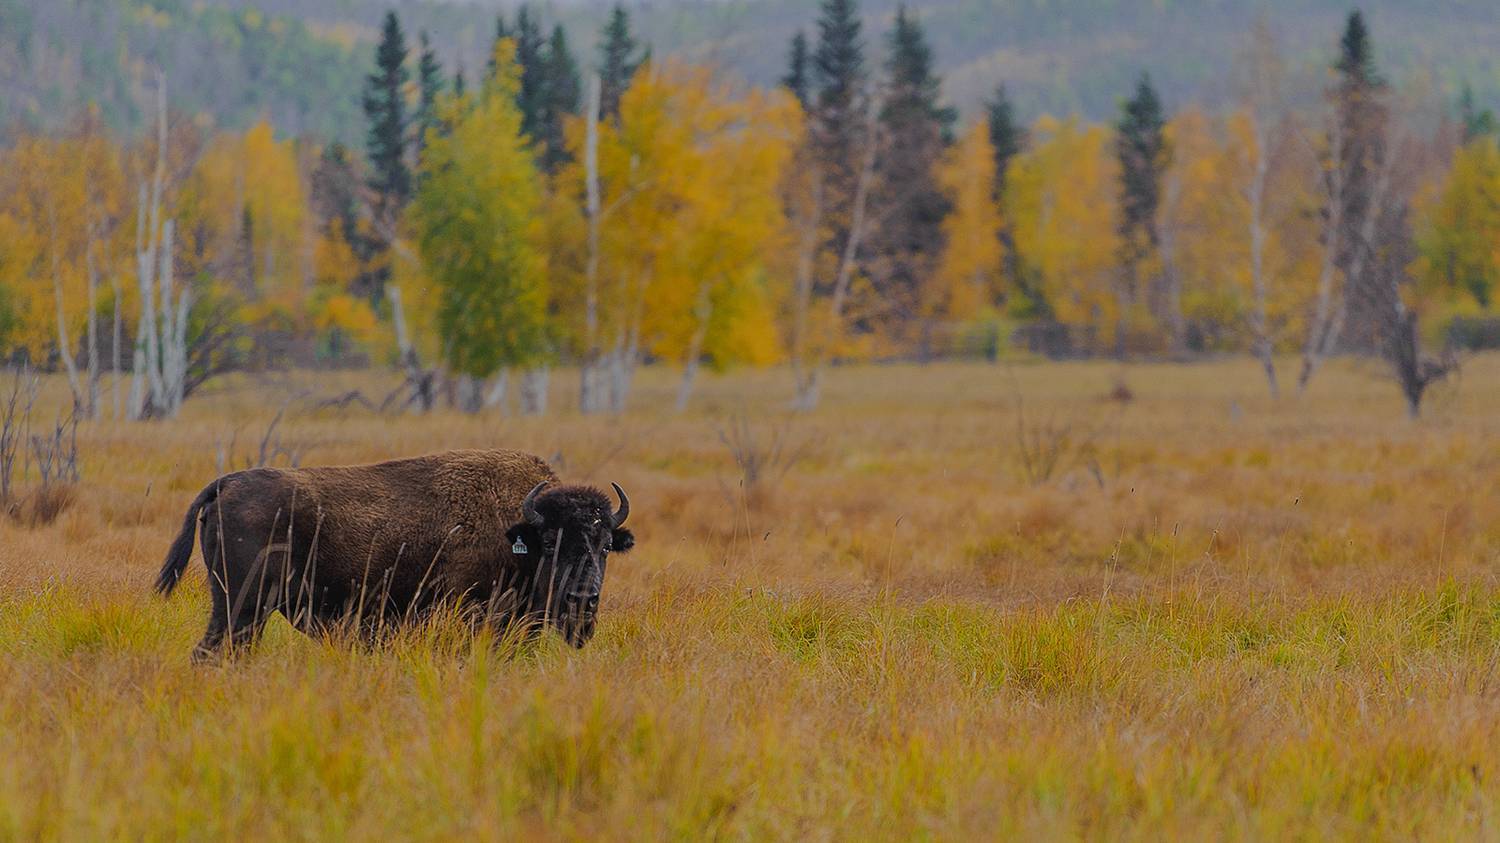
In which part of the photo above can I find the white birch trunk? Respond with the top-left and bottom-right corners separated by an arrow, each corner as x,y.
796,94 -> 881,412
85,235 -> 99,418
519,367 -> 550,416
580,74 -> 605,415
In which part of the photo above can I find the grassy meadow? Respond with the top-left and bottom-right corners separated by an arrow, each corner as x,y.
2,357 -> 1500,839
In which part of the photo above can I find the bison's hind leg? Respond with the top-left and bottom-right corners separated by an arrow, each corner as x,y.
190,516 -> 278,663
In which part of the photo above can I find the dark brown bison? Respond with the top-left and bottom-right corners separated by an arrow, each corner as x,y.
154,449 -> 634,660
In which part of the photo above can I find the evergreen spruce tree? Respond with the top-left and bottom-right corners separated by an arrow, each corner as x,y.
882,7 -> 955,143
782,30 -> 811,111
538,24 -> 581,173
1459,82 -> 1496,143
312,142 -> 382,297
1328,9 -> 1391,349
413,31 -> 444,164
871,5 -> 954,338
809,0 -> 868,303
986,84 -> 1025,195
453,63 -> 467,99
513,6 -> 548,140
1114,72 -> 1170,324
986,84 -> 1044,315
597,4 -> 648,120
360,10 -> 410,301
811,0 -> 866,193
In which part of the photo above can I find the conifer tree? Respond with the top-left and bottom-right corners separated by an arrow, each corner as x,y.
413,31 -> 444,164
311,142 -> 379,294
986,84 -> 1044,315
360,10 -> 410,301
597,4 -> 647,120
513,6 -> 548,140
782,30 -> 811,111
871,5 -> 954,339
986,85 -> 1025,196
811,0 -> 866,199
1459,82 -> 1496,144
1114,72 -> 1170,338
1326,9 -> 1391,350
538,24 -> 581,173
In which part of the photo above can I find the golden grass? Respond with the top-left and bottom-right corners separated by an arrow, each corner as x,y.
2,357 -> 1498,839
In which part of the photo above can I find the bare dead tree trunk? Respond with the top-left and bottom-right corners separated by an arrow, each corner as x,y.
387,284 -> 434,413
519,367 -> 549,416
795,94 -> 882,413
111,249 -> 122,420
1236,16 -> 1285,397
129,72 -> 171,420
1158,171 -> 1186,353
454,374 -> 483,414
1244,113 -> 1279,398
580,74 -> 605,415
483,370 -> 509,413
1298,115 -> 1346,394
788,164 -> 825,411
85,234 -> 100,417
47,203 -> 84,411
675,284 -> 714,413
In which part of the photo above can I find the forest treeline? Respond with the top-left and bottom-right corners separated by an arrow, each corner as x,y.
5,1 -> 1498,141
1,2 -> 1498,417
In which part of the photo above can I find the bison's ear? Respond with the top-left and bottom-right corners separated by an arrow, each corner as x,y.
506,524 -> 541,562
611,527 -> 635,554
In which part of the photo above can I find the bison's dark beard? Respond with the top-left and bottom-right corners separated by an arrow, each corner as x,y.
560,610 -> 597,648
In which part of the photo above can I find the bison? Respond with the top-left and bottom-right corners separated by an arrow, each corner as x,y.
154,449 -> 634,660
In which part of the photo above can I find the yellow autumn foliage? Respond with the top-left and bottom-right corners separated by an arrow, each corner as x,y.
1007,116 -> 1121,336
931,121 -> 1004,321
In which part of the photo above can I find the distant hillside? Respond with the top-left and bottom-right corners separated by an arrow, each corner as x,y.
3,0 -> 1496,143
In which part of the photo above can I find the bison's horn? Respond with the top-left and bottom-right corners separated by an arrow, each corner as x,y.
522,482 -> 548,526
610,482 -> 630,528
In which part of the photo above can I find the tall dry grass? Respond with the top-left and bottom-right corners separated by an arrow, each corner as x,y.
1,357 -> 1498,839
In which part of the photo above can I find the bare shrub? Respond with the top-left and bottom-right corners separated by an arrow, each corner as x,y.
215,405 -> 314,472
716,414 -> 814,507
550,419 -> 657,480
1008,374 -> 1125,488
1,367 -> 82,526
0,367 -> 37,508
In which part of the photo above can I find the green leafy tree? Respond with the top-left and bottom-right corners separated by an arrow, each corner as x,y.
598,4 -> 648,120
413,41 -> 550,383
360,10 -> 410,301
782,30 -> 811,111
1419,137 -> 1500,308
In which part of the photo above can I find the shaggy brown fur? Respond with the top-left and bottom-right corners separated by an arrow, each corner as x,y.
155,449 -> 633,660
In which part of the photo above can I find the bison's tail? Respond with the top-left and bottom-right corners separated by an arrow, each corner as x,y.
155,482 -> 219,597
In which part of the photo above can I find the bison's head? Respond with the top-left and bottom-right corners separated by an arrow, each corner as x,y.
505,481 -> 634,647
